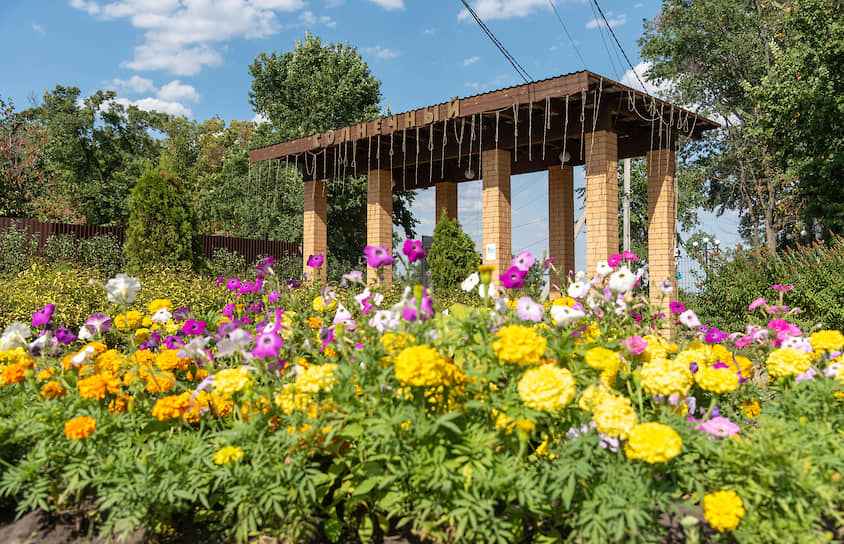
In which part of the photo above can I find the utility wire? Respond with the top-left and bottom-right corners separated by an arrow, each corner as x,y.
587,0 -> 622,79
590,0 -> 648,90
460,0 -> 533,83
547,0 -> 587,70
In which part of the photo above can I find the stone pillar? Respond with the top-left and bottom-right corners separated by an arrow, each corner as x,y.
435,181 -> 458,224
482,148 -> 512,292
303,179 -> 327,280
585,130 -> 619,275
367,168 -> 393,285
548,165 -> 575,293
647,148 -> 677,328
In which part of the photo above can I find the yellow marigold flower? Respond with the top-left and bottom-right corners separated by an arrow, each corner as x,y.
624,422 -> 682,464
593,394 -> 638,439
492,408 -> 512,430
584,347 -> 621,371
213,367 -> 253,398
535,433 -> 557,459
79,372 -> 122,399
126,310 -> 143,329
164,320 -> 180,335
641,335 -> 679,362
114,313 -> 127,331
1,362 -> 30,385
733,355 -> 753,377
0,348 -> 30,365
64,416 -> 96,439
188,368 -> 209,382
518,364 -> 575,412
156,349 -> 189,371
703,490 -> 745,532
695,366 -> 740,394
514,419 -> 535,433
145,371 -> 177,394
323,346 -> 338,358
552,296 -> 576,308
141,316 -> 153,328
380,332 -> 414,356
213,445 -> 243,465
506,299 -> 518,309
312,296 -> 337,312
152,392 -> 192,421
578,384 -> 612,412
810,330 -> 844,353
83,342 -> 108,356
306,316 -> 323,330
766,348 -> 814,378
148,298 -> 173,314
492,325 -> 547,366
40,381 -> 66,400
134,328 -> 151,343
274,383 -> 312,414
641,358 -> 694,397
96,349 -> 125,374
741,400 -> 761,418
394,345 -> 465,387
37,367 -> 55,381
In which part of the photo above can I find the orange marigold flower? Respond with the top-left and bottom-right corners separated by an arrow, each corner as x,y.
64,416 -> 96,439
145,371 -> 176,393
37,367 -> 55,381
131,349 -> 157,369
78,372 -> 122,400
109,394 -> 132,414
1,363 -> 29,385
152,392 -> 192,421
40,381 -> 66,400
96,349 -> 125,374
187,368 -> 209,382
156,349 -> 189,371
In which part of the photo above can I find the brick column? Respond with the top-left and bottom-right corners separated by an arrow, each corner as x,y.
585,130 -> 619,275
303,179 -> 327,280
367,169 -> 393,285
548,165 -> 575,293
482,149 -> 512,293
647,148 -> 677,329
435,181 -> 458,224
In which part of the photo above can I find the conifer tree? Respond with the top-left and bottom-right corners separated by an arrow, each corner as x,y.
428,210 -> 479,292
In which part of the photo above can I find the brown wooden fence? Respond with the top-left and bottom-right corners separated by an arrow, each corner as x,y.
0,217 -> 301,265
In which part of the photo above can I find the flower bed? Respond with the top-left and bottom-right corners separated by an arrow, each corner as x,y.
0,248 -> 842,543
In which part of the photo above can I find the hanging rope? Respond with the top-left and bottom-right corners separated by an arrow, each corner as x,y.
428,124 -> 434,184
322,150 -> 327,195
440,118 -> 448,178
666,106 -> 674,173
367,135 -> 372,173
478,113 -> 483,179
454,118 -> 465,167
513,104 -> 520,162
562,95 -> 569,167
377,134 -> 381,172
542,96 -> 550,160
528,102 -> 533,161
495,111 -> 500,153
273,159 -> 280,209
402,129 -> 407,190
351,139 -> 357,179
579,90 -> 586,162
588,77 -> 604,165
415,126 -> 420,187
389,132 -> 395,180
466,114 -> 474,177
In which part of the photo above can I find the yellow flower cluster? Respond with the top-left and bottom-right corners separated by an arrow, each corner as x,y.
765,348 -> 814,378
213,445 -> 244,465
152,392 -> 192,421
0,348 -> 30,366
578,384 -> 612,412
703,490 -> 745,532
186,391 -> 233,422
40,381 -> 66,400
641,357 -> 693,397
148,298 -> 173,314
624,422 -> 682,464
312,296 -> 337,312
296,364 -> 338,393
275,383 -> 312,415
214,367 -> 253,398
584,346 -> 623,385
144,370 -> 176,394
640,335 -> 678,362
115,310 -> 144,331
695,366 -> 740,394
156,349 -> 190,372
380,332 -> 414,357
394,345 -> 465,387
809,330 -> 844,353
492,325 -> 547,366
96,349 -> 126,374
592,395 -> 638,439
78,372 -> 122,399
518,364 -> 575,412
64,416 -> 96,439
0,361 -> 31,385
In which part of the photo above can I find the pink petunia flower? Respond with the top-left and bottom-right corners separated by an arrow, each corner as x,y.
402,240 -> 427,262
363,246 -> 395,268
698,416 -> 740,438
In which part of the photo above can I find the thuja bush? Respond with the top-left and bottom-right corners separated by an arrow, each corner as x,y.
0,223 -> 38,278
428,212 -> 480,292
42,233 -> 125,276
125,166 -> 205,273
695,237 -> 844,333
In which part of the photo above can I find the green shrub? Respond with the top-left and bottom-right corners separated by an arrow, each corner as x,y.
0,223 -> 38,277
78,234 -> 124,276
428,211 -> 480,293
210,247 -> 248,279
125,166 -> 205,273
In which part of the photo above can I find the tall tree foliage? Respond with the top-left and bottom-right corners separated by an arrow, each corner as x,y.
249,33 -> 417,275
0,96 -> 48,217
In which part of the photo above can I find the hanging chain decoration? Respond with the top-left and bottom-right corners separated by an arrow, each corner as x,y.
666,105 -> 674,173
402,129 -> 407,190
528,102 -> 533,161
588,77 -> 604,165
273,159 -> 280,210
377,134 -> 381,172
367,135 -> 372,174
495,111 -> 500,153
428,124 -> 434,184
513,104 -> 519,162
440,118 -> 448,178
389,132 -> 395,181
341,140 -> 347,182
542,96 -> 550,160
479,113 -> 484,179
658,103 -> 664,155
322,150 -> 328,195
562,95 -> 569,167
415,126 -> 420,187
466,114 -> 474,177
351,139 -> 357,179
304,151 -> 314,176
454,118 -> 465,167
579,90 -> 587,163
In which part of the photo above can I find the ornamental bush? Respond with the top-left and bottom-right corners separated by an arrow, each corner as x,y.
125,166 -> 205,273
427,210 -> 480,293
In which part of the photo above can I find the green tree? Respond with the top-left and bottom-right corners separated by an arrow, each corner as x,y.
125,165 -> 205,272
0,96 -> 48,217
428,211 -> 480,293
248,33 -> 417,276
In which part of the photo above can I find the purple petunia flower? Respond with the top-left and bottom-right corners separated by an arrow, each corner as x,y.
511,250 -> 535,272
85,313 -> 112,335
622,250 -> 639,262
54,327 -> 77,345
31,304 -> 55,328
237,281 -> 254,297
173,306 -> 191,322
164,335 -> 184,350
286,278 -> 301,289
182,318 -> 207,336
307,254 -> 324,268
268,290 -> 280,304
689,361 -> 699,374
704,327 -> 728,343
225,278 -> 241,291
402,240 -> 427,262
252,331 -> 284,359
771,284 -> 794,293
255,256 -> 275,279
516,296 -> 544,322
748,297 -> 767,311
363,246 -> 395,268
621,335 -> 648,355
669,301 -> 686,314
499,266 -> 526,289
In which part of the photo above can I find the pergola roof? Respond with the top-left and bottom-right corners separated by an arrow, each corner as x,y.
249,71 -> 720,190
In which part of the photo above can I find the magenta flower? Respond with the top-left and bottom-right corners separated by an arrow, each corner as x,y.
216,276 -> 225,287
31,304 -> 55,328
704,327 -> 728,343
225,278 -> 241,291
771,284 -> 794,293
237,281 -> 254,297
182,318 -> 207,336
268,290 -> 280,304
255,256 -> 275,279
698,416 -> 740,438
54,327 -> 77,345
402,294 -> 434,322
85,313 -> 112,335
621,335 -> 648,355
164,335 -> 184,350
319,325 -> 335,351
499,266 -> 526,289
542,257 -> 555,271
252,332 -> 284,359
516,296 -> 544,322
607,253 -> 622,267
307,254 -> 324,268
511,251 -> 536,272
364,246 -> 395,268
748,297 -> 767,311
669,301 -> 686,314
286,278 -> 301,289
622,250 -> 639,262
402,240 -> 427,262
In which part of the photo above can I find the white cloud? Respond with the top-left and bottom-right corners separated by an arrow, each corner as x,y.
364,45 -> 399,60
325,0 -> 344,6
157,80 -> 200,102
32,23 -> 45,34
110,75 -> 156,93
252,113 -> 270,125
110,96 -> 191,117
423,27 -> 436,35
634,2 -> 644,7
463,56 -> 480,67
320,15 -> 336,27
300,10 -> 316,24
621,62 -> 668,96
369,0 -> 403,9
71,0 -> 305,75
457,0 -> 548,20
586,12 -> 626,29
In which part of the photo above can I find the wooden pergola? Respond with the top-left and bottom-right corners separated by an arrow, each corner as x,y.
249,70 -> 719,314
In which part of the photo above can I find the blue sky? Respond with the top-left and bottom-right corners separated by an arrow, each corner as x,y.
1,0 -> 739,273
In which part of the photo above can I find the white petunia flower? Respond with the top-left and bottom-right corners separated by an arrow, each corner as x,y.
550,305 -> 585,327
0,322 -> 31,351
151,308 -> 172,324
608,267 -> 637,293
567,281 -> 586,299
596,260 -> 612,276
104,273 -> 141,304
461,272 -> 480,292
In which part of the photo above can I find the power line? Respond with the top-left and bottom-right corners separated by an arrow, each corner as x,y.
586,0 -> 622,79
459,0 -> 533,84
590,0 -> 648,90
547,0 -> 587,70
